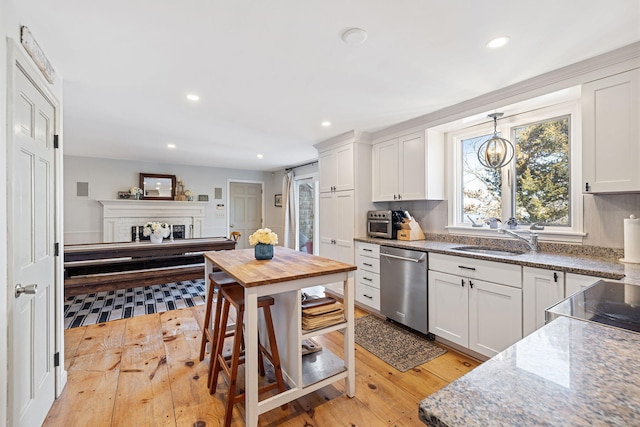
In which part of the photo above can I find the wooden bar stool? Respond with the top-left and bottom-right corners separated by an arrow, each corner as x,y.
199,272 -> 237,381
211,283 -> 286,427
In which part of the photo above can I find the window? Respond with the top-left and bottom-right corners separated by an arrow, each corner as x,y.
450,103 -> 583,241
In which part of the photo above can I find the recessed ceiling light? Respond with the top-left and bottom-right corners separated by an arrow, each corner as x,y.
486,36 -> 510,49
341,28 -> 368,46
186,93 -> 200,101
167,143 -> 176,149
321,121 -> 331,127
257,154 -> 264,159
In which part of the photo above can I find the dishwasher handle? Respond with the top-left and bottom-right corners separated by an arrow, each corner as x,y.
380,252 -> 426,263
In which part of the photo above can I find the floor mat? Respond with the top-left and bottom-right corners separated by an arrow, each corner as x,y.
352,315 -> 447,372
64,279 -> 206,328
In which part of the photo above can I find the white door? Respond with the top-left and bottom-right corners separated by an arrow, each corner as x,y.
468,279 -> 522,358
9,63 -> 57,427
523,267 -> 564,337
372,138 -> 399,202
428,271 -> 469,347
229,182 -> 262,249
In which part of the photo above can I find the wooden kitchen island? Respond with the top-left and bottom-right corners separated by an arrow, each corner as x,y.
204,246 -> 357,426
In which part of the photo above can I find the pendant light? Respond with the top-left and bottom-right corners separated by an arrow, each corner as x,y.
477,112 -> 514,169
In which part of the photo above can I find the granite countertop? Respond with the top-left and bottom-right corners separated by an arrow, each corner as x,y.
354,236 -> 640,281
418,316 -> 640,426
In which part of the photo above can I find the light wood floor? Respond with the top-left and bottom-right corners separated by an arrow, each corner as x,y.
44,304 -> 480,426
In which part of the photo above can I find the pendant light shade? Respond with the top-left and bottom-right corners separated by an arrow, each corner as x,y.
477,113 -> 514,169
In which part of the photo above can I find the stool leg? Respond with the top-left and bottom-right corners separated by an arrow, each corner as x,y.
198,279 -> 217,361
210,298 -> 230,393
262,305 -> 287,396
223,307 -> 245,427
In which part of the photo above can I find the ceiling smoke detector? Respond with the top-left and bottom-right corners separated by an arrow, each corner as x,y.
341,28 -> 368,45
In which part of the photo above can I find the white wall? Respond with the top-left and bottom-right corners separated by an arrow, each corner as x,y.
64,155 -> 269,243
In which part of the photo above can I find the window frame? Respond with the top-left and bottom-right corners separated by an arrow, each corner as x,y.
447,102 -> 584,243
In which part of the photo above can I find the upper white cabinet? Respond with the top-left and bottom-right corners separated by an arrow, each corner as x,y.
523,267 -> 565,337
582,68 -> 640,193
372,129 -> 445,202
319,143 -> 354,193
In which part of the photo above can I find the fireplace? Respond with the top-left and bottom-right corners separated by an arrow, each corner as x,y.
131,225 -> 186,241
100,199 -> 207,243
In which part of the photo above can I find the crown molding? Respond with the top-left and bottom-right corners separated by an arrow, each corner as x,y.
373,42 -> 640,140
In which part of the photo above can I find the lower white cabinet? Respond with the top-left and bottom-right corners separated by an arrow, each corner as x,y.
319,190 -> 354,297
354,242 -> 380,310
565,273 -> 601,297
523,267 -> 565,337
429,269 -> 522,358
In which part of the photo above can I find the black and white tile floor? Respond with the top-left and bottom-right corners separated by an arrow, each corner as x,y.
64,279 -> 206,329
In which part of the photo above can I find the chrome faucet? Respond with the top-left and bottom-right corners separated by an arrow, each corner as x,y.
497,227 -> 538,252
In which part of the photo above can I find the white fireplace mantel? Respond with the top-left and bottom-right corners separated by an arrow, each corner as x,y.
99,199 -> 208,242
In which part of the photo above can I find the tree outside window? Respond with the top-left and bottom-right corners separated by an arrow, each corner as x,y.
460,115 -> 570,226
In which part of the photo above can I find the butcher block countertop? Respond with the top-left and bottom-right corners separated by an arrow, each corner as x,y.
204,246 -> 356,287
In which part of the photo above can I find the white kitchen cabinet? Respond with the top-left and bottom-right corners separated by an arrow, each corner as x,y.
354,242 -> 381,310
565,273 -> 602,297
372,129 -> 444,202
429,253 -> 522,358
523,267 -> 565,337
582,68 -> 640,193
318,143 -> 354,193
315,131 -> 375,297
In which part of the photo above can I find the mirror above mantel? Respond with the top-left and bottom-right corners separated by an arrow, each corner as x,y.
139,173 -> 176,200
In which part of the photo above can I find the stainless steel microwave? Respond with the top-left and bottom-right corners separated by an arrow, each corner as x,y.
367,210 -> 397,239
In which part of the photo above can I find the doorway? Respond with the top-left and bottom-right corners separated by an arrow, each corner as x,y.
228,181 -> 264,249
294,175 -> 319,254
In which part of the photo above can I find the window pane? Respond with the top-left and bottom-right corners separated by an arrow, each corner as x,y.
461,134 -> 502,224
514,116 -> 570,226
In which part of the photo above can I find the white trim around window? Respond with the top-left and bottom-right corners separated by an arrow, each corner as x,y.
446,101 -> 585,244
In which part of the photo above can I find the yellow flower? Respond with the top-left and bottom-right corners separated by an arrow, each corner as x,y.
249,228 -> 278,246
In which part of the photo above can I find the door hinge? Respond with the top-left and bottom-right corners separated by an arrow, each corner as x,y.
585,182 -> 590,192
54,242 -> 60,256
54,134 -> 59,149
54,352 -> 60,367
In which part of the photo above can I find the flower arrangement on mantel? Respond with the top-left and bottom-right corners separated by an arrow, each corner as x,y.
130,186 -> 142,199
143,222 -> 171,238
249,228 -> 278,260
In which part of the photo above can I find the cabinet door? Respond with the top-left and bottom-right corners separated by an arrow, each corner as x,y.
523,267 -> 564,337
335,191 -> 355,264
582,68 -> 640,193
566,273 -> 600,297
318,192 -> 337,260
372,138 -> 399,201
335,144 -> 355,192
468,279 -> 522,358
399,132 -> 426,200
428,271 -> 469,347
318,149 -> 336,193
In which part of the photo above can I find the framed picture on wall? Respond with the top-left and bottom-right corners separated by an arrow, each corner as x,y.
274,194 -> 283,207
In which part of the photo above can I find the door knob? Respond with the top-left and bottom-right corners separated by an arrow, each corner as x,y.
230,224 -> 235,228
15,283 -> 37,298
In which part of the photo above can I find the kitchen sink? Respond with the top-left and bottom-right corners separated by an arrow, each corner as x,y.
451,246 -> 525,256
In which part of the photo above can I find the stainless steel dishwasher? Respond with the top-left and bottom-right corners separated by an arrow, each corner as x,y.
380,246 -> 428,334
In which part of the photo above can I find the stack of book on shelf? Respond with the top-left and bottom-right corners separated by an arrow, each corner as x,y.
301,296 -> 344,331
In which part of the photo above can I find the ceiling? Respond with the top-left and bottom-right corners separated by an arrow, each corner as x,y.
14,0 -> 640,171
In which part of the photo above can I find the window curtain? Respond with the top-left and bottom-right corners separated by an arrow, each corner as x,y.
282,171 -> 296,249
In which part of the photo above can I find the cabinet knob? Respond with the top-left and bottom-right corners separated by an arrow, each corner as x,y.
398,194 -> 402,200
469,281 -> 474,288
363,294 -> 373,299
461,279 -> 465,287
393,194 -> 397,200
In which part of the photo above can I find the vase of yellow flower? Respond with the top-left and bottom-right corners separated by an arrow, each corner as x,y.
249,228 -> 278,260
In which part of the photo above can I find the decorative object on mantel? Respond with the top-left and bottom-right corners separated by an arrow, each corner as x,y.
249,228 -> 278,260
143,221 -> 171,244
129,186 -> 142,200
184,190 -> 194,201
174,176 -> 187,201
